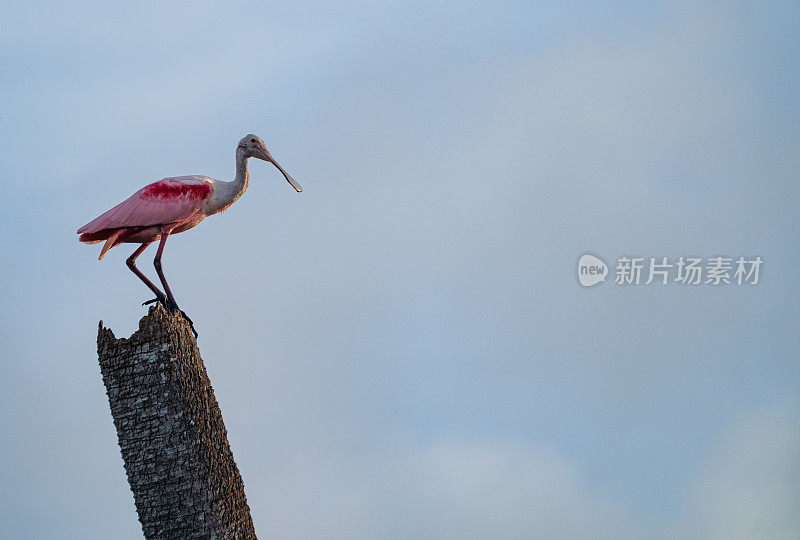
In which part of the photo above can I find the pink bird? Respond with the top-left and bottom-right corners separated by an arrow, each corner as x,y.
78,134 -> 301,328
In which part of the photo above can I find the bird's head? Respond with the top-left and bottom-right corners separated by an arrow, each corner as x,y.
238,134 -> 302,192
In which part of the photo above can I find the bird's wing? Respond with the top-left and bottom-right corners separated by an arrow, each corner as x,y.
77,177 -> 214,234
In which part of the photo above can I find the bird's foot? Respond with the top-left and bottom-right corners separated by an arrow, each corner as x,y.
142,296 -> 197,338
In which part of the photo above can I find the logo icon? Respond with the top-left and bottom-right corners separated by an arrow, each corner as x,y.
577,254 -> 608,287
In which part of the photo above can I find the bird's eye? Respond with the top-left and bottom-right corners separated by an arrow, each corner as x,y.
250,138 -> 256,143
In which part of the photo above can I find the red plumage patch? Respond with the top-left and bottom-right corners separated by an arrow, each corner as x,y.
143,182 -> 212,199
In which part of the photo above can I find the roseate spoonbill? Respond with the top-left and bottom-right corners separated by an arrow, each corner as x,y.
78,134 -> 301,327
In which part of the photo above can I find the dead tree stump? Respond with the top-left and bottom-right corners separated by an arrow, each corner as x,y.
97,305 -> 257,539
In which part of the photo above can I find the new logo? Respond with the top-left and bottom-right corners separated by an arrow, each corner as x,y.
577,254 -> 608,287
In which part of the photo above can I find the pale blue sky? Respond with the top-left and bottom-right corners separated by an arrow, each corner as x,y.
1,1 -> 799,538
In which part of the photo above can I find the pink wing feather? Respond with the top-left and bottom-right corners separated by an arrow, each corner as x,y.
78,177 -> 213,236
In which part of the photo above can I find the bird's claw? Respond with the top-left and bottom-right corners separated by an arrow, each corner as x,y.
177,309 -> 198,339
143,292 -> 167,307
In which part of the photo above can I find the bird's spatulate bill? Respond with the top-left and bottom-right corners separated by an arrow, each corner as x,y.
269,157 -> 302,193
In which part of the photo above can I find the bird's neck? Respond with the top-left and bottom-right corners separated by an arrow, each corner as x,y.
230,148 -> 251,201
207,149 -> 250,214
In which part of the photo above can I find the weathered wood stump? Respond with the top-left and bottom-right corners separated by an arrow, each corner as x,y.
97,305 -> 256,539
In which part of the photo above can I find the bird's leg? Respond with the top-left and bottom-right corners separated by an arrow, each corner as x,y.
152,228 -> 198,338
153,228 -> 178,310
126,242 -> 167,307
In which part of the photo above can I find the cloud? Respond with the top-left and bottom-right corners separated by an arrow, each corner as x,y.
676,401 -> 800,540
247,436 -> 638,540
244,402 -> 800,540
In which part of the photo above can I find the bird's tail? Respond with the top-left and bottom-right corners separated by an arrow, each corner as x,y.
98,230 -> 122,260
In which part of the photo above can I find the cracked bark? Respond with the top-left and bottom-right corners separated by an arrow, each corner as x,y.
97,305 -> 257,539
